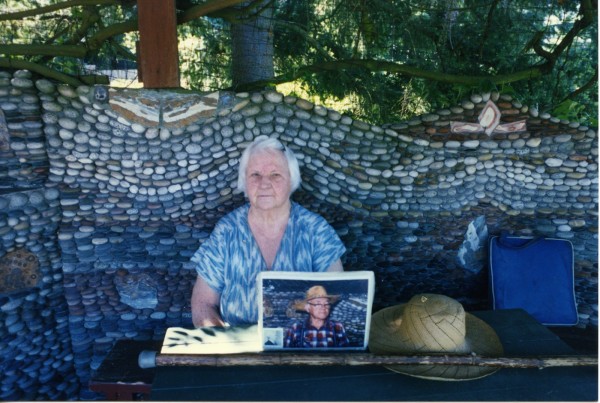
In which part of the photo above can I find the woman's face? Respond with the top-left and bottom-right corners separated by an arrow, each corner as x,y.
245,149 -> 292,212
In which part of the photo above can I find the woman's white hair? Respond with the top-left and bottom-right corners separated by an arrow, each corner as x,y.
237,135 -> 301,196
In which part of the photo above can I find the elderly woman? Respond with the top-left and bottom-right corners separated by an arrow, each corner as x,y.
191,135 -> 346,327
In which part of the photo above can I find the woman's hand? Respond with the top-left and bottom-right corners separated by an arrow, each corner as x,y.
193,306 -> 226,327
191,277 -> 226,327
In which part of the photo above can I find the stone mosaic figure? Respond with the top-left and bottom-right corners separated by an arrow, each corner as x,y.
190,135 -> 346,327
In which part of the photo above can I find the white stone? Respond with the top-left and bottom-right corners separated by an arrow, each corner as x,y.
264,91 -> 283,103
131,123 -> 146,134
445,159 -> 458,168
146,128 -> 159,139
470,94 -> 483,103
545,158 -> 563,167
58,129 -> 74,140
57,84 -> 77,98
466,166 -> 477,175
160,128 -> 171,141
554,134 -> 572,143
11,77 -> 33,89
461,100 -> 475,109
36,79 -> 56,94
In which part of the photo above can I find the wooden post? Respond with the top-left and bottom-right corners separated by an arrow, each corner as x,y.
137,0 -> 180,88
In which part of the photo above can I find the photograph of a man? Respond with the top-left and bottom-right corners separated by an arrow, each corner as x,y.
283,285 -> 349,348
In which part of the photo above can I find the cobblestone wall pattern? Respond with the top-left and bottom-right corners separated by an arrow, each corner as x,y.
0,69 -> 596,399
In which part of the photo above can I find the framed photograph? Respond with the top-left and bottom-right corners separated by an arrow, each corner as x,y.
258,271 -> 374,351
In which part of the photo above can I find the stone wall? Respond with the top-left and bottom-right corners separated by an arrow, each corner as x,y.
0,68 -> 597,399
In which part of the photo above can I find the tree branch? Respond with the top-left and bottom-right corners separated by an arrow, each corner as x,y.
0,0 -> 593,94
0,57 -> 84,86
531,0 -> 596,71
478,0 -> 501,58
0,0 -> 118,21
273,20 -> 334,61
0,44 -> 88,58
61,5 -> 102,46
88,0 -> 249,49
236,58 -> 545,91
549,0 -> 596,60
87,19 -> 137,49
0,0 -> 250,85
561,67 -> 598,103
177,0 -> 250,24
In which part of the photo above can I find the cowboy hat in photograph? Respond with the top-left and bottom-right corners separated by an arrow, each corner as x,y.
293,285 -> 341,311
369,293 -> 504,381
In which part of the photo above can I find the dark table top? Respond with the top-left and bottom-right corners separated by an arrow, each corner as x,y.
150,309 -> 598,401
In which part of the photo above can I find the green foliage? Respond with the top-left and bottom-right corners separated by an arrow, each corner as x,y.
0,0 -> 596,126
179,18 -> 232,91
553,99 -> 598,127
272,0 -> 597,126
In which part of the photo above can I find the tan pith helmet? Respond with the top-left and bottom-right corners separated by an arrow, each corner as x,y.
369,293 -> 504,381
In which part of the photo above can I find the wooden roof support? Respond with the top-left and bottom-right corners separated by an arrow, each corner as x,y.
137,0 -> 180,88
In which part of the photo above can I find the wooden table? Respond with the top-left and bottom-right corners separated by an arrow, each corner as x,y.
149,309 -> 598,401
89,340 -> 159,400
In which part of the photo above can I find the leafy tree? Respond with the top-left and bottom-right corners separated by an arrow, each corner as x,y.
0,0 -> 596,126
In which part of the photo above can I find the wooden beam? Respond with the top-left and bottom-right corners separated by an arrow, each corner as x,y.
137,0 -> 180,88
138,351 -> 599,369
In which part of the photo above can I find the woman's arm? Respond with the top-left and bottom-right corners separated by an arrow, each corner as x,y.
191,276 -> 226,327
326,259 -> 344,272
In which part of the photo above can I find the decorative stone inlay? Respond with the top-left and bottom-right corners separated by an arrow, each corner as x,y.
162,92 -> 219,126
114,270 -> 158,309
457,216 -> 489,273
108,90 -> 161,126
451,100 -> 527,135
478,100 -> 501,134
93,85 -> 108,103
0,248 -> 40,293
107,89 -> 230,128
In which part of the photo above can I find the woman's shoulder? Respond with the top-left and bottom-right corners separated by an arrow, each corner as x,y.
291,202 -> 328,225
213,204 -> 249,231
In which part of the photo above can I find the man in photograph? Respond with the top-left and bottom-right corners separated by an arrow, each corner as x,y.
283,285 -> 349,348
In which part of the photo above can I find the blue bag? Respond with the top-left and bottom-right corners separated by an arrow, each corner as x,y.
489,235 -> 578,326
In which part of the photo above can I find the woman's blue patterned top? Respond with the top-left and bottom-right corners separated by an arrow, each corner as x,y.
191,202 -> 346,325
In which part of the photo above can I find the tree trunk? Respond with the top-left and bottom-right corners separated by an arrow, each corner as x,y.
230,0 -> 274,89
